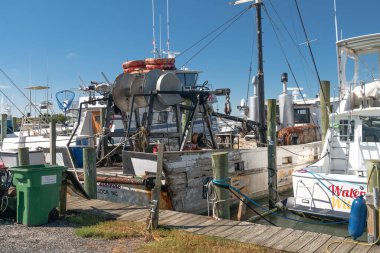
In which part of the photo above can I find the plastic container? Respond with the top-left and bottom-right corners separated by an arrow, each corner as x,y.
70,147 -> 84,168
348,195 -> 367,240
9,164 -> 66,226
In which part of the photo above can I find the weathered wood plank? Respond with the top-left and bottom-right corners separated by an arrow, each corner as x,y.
350,243 -> 372,253
159,212 -> 189,225
314,236 -> 345,253
163,213 -> 201,227
331,238 -> 357,253
225,223 -> 259,241
262,227 -> 294,248
369,246 -> 380,253
298,233 -> 332,253
169,215 -> 210,229
272,229 -> 305,251
195,219 -> 231,235
215,222 -> 253,238
285,231 -> 319,252
206,220 -> 241,237
118,209 -> 150,221
248,225 -> 283,245
235,224 -> 270,243
185,218 -> 222,233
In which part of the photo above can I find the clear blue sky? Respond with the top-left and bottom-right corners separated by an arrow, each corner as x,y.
0,0 -> 378,116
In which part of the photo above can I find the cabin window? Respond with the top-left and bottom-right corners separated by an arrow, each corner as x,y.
362,117 -> 380,142
157,111 -> 168,123
176,73 -> 198,87
339,120 -> 354,141
294,108 -> 310,123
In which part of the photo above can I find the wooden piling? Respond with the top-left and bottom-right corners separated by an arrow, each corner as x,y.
366,160 -> 380,243
151,143 -> 164,229
212,152 -> 230,220
83,147 -> 97,199
50,120 -> 56,165
12,117 -> 17,132
59,177 -> 68,215
267,99 -> 278,209
1,114 -> 7,142
320,80 -> 330,146
18,147 -> 30,166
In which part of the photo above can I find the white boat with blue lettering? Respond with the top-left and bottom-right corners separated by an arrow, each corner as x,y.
288,33 -> 380,220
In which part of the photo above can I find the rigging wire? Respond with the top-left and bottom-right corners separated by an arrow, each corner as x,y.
180,6 -> 252,68
178,5 -> 253,59
293,0 -> 328,112
262,5 -> 320,133
246,9 -> 256,103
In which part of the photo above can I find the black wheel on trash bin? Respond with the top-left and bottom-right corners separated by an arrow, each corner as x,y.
48,208 -> 59,222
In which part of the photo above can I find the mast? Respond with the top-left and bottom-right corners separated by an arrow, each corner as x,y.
151,0 -> 157,58
255,0 -> 265,145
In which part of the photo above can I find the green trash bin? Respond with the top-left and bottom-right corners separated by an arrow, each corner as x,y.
9,164 -> 66,226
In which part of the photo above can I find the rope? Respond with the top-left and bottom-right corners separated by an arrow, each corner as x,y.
211,178 -> 348,225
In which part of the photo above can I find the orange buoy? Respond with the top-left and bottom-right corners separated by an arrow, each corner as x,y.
122,60 -> 145,69
145,58 -> 175,65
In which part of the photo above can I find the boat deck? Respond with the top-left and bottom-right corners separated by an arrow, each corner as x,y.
67,196 -> 380,253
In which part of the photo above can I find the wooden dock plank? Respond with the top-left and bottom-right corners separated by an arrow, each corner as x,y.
314,236 -> 344,253
236,224 -> 270,243
169,215 -> 210,230
332,238 -> 357,253
369,246 -> 380,253
298,233 -> 332,253
205,220 -> 241,237
272,229 -> 305,251
285,231 -> 319,252
214,222 -> 253,238
195,219 -> 231,235
248,225 -> 283,245
66,197 -> 380,253
350,243 -> 372,253
262,227 -> 294,248
185,218 -> 222,233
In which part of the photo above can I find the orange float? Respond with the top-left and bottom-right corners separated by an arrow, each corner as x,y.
145,58 -> 175,65
146,64 -> 175,70
122,60 -> 145,69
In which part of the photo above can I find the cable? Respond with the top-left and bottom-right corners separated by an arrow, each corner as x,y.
212,178 -> 348,225
178,5 -> 253,59
181,6 -> 251,67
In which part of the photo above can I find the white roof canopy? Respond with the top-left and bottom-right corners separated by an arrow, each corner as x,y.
337,33 -> 380,54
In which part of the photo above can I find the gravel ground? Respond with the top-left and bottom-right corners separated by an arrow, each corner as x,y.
0,218 -> 145,253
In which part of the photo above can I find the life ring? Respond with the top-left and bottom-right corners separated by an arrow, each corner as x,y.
123,67 -> 145,73
145,58 -> 175,65
146,64 -> 176,70
122,60 -> 145,69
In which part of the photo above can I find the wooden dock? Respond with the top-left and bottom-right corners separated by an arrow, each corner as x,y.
67,196 -> 380,253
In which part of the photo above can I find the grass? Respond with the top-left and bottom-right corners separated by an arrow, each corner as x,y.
67,213 -> 276,253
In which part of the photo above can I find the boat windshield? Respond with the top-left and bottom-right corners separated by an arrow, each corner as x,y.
362,116 -> 380,142
176,73 -> 198,88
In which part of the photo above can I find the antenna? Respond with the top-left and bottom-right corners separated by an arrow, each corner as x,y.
334,0 -> 339,42
151,0 -> 158,58
159,14 -> 162,56
166,0 -> 170,52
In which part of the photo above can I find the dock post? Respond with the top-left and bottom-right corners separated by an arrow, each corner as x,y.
320,80 -> 330,146
83,147 -> 97,199
18,147 -> 30,166
212,152 -> 230,219
1,114 -> 7,142
267,99 -> 278,209
12,117 -> 17,132
60,176 -> 67,215
366,160 -> 380,244
151,143 -> 165,229
50,120 -> 56,165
